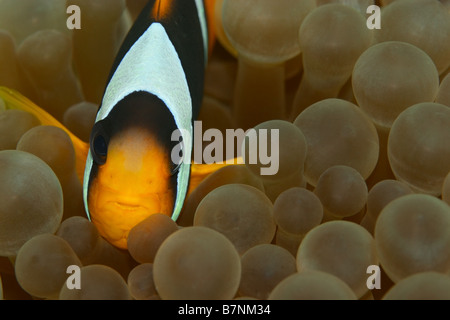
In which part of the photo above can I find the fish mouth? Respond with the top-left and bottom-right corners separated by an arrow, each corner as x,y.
113,201 -> 145,211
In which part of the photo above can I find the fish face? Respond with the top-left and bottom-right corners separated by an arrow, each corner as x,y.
84,92 -> 180,249
88,126 -> 176,248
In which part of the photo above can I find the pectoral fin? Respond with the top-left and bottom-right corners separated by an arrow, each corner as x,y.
188,157 -> 244,196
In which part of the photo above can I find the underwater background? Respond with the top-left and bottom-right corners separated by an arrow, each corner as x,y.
0,0 -> 449,300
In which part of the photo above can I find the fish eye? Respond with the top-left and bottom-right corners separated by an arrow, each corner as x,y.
94,134 -> 108,159
90,121 -> 110,165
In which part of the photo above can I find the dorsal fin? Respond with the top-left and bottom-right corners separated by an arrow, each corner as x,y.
152,0 -> 174,21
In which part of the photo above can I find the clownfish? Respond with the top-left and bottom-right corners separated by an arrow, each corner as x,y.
83,0 -> 216,248
0,0 -> 236,250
